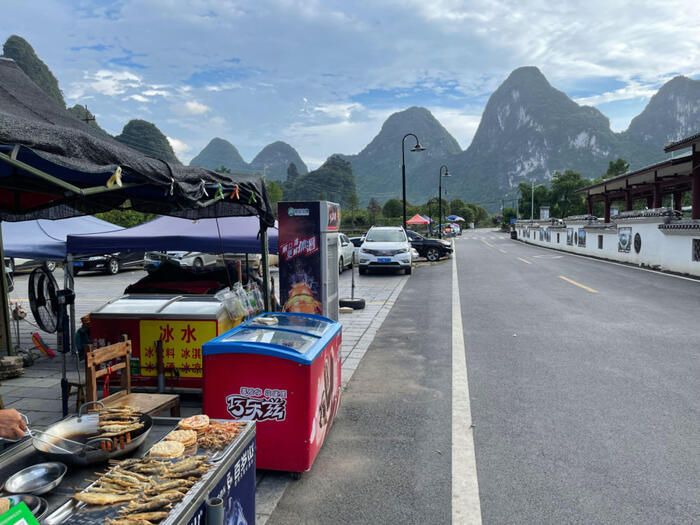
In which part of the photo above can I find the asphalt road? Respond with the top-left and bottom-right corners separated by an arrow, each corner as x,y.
459,230 -> 699,524
269,260 -> 453,524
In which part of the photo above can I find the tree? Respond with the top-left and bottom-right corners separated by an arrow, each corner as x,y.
286,162 -> 300,182
550,170 -> 589,218
215,165 -> 231,174
348,193 -> 359,228
282,156 -> 357,207
517,182 -> 551,220
96,206 -> 157,228
382,198 -> 403,218
466,203 -> 489,226
501,207 -> 517,228
265,180 -> 283,216
604,158 -> 629,179
368,198 -> 382,225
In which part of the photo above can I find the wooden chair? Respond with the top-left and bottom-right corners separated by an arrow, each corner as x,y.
85,337 -> 180,417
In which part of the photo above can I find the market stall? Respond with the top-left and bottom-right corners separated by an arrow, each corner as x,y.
89,292 -> 263,390
0,408 -> 255,525
202,312 -> 341,475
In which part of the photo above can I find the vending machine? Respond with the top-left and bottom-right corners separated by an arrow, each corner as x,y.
278,201 -> 339,321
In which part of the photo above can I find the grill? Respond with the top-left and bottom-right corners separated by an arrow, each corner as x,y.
364,249 -> 402,256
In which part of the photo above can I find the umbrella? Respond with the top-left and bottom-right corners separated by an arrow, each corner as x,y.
447,215 -> 465,222
406,214 -> 430,225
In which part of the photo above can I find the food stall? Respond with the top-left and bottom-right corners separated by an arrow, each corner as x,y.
202,312 -> 342,475
89,295 -> 246,390
0,410 -> 255,525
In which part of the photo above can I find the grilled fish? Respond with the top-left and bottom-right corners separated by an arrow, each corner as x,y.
73,492 -> 139,505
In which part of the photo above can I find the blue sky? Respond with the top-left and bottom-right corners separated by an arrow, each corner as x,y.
2,0 -> 699,167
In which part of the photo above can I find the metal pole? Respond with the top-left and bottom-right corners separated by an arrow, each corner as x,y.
259,222 -> 270,312
531,179 -> 535,221
0,222 -> 12,355
401,152 -> 407,230
439,174 -> 442,239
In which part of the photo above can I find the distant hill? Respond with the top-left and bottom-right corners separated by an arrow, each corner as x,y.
282,155 -> 356,207
249,141 -> 308,182
624,75 -> 700,147
340,107 -> 463,206
115,119 -> 181,164
67,104 -> 112,138
189,137 -> 249,172
2,35 -> 65,107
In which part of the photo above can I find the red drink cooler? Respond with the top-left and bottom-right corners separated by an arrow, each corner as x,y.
202,313 -> 342,473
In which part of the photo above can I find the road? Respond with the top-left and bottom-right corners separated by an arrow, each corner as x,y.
459,230 -> 698,524
269,229 -> 699,524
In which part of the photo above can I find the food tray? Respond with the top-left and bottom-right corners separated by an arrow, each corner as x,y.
44,419 -> 252,525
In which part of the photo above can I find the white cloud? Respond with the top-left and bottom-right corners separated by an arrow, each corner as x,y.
574,83 -> 661,106
172,101 -> 211,116
205,82 -> 241,92
142,89 -> 171,97
431,108 -> 482,149
125,94 -> 149,102
166,136 -> 189,160
68,70 -> 142,100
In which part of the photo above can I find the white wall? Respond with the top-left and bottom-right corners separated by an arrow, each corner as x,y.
516,218 -> 700,276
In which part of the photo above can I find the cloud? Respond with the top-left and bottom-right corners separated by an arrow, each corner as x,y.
172,101 -> 211,116
166,136 -> 189,160
142,89 -> 170,97
125,94 -> 149,103
574,82 -> 661,106
68,70 -> 142,99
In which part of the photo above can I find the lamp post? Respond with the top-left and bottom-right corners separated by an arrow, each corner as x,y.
401,133 -> 426,230
438,165 -> 450,239
530,178 -> 535,221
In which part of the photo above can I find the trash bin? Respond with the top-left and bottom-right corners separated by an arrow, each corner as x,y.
202,312 -> 342,473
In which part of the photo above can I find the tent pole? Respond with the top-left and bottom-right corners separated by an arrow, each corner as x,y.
0,222 -> 13,355
260,221 -> 270,312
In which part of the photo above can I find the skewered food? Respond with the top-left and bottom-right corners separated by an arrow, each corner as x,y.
197,420 -> 245,450
73,492 -> 139,505
106,519 -> 154,525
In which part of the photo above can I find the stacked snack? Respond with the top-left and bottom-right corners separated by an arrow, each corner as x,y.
197,421 -> 246,451
177,415 -> 210,433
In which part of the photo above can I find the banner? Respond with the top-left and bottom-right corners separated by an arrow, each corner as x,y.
618,227 -> 631,253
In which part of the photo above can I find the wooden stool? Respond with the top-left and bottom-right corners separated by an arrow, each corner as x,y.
67,381 -> 86,412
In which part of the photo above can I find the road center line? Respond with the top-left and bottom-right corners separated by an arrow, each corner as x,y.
452,246 -> 482,524
559,275 -> 598,293
517,257 -> 532,265
498,249 -> 507,254
481,240 -> 494,248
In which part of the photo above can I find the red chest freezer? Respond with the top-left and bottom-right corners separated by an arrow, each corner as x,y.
202,312 -> 342,474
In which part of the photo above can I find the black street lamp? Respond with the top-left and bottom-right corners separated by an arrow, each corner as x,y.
438,165 -> 450,239
401,133 -> 425,230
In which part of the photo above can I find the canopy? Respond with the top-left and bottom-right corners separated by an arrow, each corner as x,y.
446,215 -> 465,222
421,215 -> 434,223
67,215 -> 278,256
0,58 -> 274,226
2,216 -> 120,260
406,214 -> 430,225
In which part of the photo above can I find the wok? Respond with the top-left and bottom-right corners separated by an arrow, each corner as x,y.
32,402 -> 153,466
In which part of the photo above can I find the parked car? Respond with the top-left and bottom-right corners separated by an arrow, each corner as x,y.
5,258 -> 56,274
73,252 -> 145,275
349,236 -> 364,260
144,251 -> 217,272
406,230 -> 453,262
358,226 -> 412,275
338,234 -> 354,273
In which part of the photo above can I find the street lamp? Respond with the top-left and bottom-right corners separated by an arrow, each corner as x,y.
438,165 -> 450,239
401,133 -> 426,230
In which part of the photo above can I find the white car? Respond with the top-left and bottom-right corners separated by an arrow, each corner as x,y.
144,251 -> 218,272
338,234 -> 354,273
358,226 -> 412,275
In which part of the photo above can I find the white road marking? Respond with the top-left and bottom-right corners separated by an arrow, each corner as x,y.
452,244 -> 483,524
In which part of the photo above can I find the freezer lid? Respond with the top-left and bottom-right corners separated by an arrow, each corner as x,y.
94,295 -> 175,314
158,296 -> 225,316
220,328 -> 318,353
248,312 -> 333,336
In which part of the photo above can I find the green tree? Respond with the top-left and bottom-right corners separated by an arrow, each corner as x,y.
368,198 -> 382,225
215,165 -> 231,173
550,170 -> 589,218
282,156 -> 356,207
517,183 -> 551,220
265,180 -> 283,215
466,203 -> 489,226
382,198 -> 403,218
3,35 -> 65,107
96,207 -> 157,228
348,193 -> 359,228
603,158 -> 629,179
501,207 -> 517,228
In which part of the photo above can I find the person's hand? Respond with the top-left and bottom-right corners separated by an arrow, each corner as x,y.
0,409 -> 27,440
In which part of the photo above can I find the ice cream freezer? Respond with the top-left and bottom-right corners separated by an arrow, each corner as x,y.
202,312 -> 342,474
90,294 -> 241,390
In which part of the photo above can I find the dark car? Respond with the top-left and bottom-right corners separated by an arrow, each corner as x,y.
72,252 -> 144,275
406,230 -> 453,262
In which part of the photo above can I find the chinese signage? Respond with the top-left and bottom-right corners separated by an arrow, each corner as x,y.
226,387 -> 288,422
280,235 -> 319,261
139,320 -> 215,377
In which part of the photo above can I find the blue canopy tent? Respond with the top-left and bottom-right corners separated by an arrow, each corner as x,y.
3,216 -> 120,260
67,215 -> 278,255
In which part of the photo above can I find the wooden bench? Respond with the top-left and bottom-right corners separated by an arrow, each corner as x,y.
85,338 -> 180,417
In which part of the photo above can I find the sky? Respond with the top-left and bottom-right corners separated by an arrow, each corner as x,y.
2,0 -> 699,168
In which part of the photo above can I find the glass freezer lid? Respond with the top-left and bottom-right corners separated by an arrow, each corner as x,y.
248,313 -> 333,336
159,300 -> 223,315
97,297 -> 173,314
221,328 -> 317,354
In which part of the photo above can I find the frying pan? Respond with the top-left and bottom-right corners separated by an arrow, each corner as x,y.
31,402 -> 153,466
